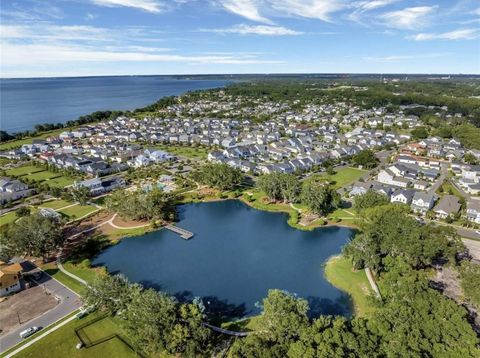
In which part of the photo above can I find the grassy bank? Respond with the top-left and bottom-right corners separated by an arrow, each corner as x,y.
324,255 -> 376,317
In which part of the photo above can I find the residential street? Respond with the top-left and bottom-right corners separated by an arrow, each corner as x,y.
0,265 -> 82,354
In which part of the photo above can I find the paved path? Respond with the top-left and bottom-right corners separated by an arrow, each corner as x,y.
107,214 -> 150,230
0,266 -> 82,354
463,238 -> 480,261
365,268 -> 382,300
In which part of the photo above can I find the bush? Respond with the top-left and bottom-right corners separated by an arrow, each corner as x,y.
80,259 -> 91,268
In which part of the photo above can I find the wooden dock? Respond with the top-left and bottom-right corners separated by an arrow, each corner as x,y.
165,224 -> 194,240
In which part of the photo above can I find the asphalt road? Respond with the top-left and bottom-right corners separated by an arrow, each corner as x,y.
0,265 -> 82,354
463,238 -> 480,261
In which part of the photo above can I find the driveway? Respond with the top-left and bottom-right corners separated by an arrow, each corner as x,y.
0,264 -> 81,354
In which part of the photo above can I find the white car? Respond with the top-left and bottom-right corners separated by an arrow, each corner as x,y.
19,326 -> 40,339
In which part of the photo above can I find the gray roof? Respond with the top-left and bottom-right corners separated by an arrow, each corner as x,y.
434,195 -> 461,215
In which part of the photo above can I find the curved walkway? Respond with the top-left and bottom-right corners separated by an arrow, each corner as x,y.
107,213 -> 151,230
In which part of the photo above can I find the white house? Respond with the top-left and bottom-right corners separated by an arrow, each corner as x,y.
411,192 -> 436,213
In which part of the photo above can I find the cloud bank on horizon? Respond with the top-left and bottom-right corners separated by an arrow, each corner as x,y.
1,0 -> 479,77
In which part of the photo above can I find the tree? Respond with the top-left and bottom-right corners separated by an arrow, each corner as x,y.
70,186 -> 91,205
343,205 -> 461,272
411,126 -> 429,139
258,173 -> 301,203
191,163 -> 244,191
463,152 -> 478,165
352,149 -> 378,169
106,188 -> 176,221
0,213 -> 64,261
168,300 -> 211,358
301,179 -> 340,216
124,288 -> 177,355
353,190 -> 389,212
83,274 -> 141,314
229,290 -> 309,357
15,206 -> 31,217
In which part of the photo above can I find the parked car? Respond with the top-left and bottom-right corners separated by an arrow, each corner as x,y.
19,326 -> 40,339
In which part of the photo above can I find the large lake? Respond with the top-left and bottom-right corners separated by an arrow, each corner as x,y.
93,200 -> 354,320
0,76 -> 228,133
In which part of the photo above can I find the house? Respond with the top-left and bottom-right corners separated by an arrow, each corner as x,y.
466,200 -> 480,224
0,262 -> 23,297
411,192 -> 436,213
433,195 -> 461,219
390,189 -> 416,205
39,207 -> 61,219
350,182 -> 372,197
74,176 -> 125,195
0,177 -> 33,204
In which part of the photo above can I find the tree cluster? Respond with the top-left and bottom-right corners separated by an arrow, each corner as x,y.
105,188 -> 176,222
0,213 -> 64,260
191,163 -> 244,191
344,205 -> 461,273
84,274 -> 211,357
257,173 -> 301,202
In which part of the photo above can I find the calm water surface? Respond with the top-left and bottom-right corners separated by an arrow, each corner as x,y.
93,200 -> 354,319
0,76 -> 228,132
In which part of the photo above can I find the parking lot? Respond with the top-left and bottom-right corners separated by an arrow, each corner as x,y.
0,284 -> 58,336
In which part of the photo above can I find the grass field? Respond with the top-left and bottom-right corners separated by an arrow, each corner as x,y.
321,167 -> 367,189
5,164 -> 75,188
13,313 -> 137,358
153,144 -> 208,159
324,255 -> 376,317
436,180 -> 464,199
5,165 -> 45,177
39,199 -> 75,210
28,171 -> 62,181
0,211 -> 17,227
59,205 -> 98,219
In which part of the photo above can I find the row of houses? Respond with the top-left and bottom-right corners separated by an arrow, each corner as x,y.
351,182 -> 463,219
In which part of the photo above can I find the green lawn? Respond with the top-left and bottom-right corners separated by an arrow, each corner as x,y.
59,205 -> 98,219
321,167 -> 367,189
28,171 -> 61,181
324,255 -> 376,317
0,211 -> 17,227
152,144 -> 208,159
48,176 -> 75,188
61,262 -> 103,285
5,165 -> 45,177
13,313 -> 137,358
221,315 -> 262,332
42,263 -> 88,296
436,180 -> 464,199
39,199 -> 75,210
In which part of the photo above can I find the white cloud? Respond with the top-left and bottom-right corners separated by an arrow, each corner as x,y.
380,6 -> 437,29
90,0 -> 168,13
354,0 -> 398,11
408,28 -> 479,41
0,42 -> 283,66
269,0 -> 345,22
364,52 -> 451,62
200,24 -> 303,35
218,0 -> 273,24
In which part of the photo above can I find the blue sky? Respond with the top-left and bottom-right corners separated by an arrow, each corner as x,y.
1,0 -> 479,77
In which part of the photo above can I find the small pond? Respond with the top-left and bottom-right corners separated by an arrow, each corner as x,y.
93,200 -> 355,319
